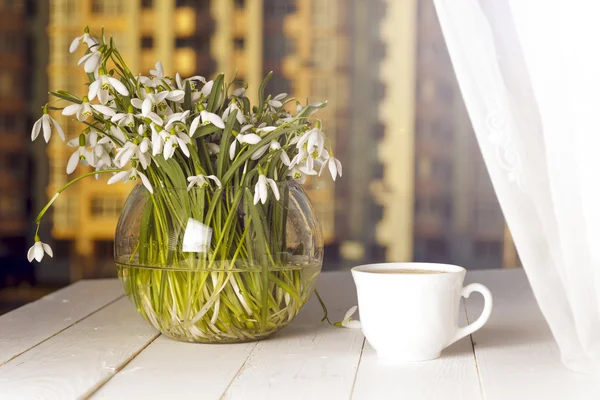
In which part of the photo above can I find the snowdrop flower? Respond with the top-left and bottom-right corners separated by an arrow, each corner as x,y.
161,129 -> 191,160
222,103 -> 245,124
288,167 -> 308,184
296,127 -> 325,157
31,106 -> 65,143
114,141 -> 150,169
268,93 -> 287,109
229,126 -> 262,160
164,110 -> 190,130
200,80 -> 214,97
187,174 -> 222,190
66,134 -> 94,174
139,61 -> 164,88
335,306 -> 361,329
109,125 -> 128,145
232,87 -> 246,97
62,97 -> 115,121
207,143 -> 220,155
251,139 -> 288,162
69,27 -> 97,53
111,105 -> 136,127
77,48 -> 102,74
131,96 -> 164,126
318,150 -> 343,181
253,174 -> 280,205
189,110 -> 225,136
27,237 -> 53,263
108,166 -> 153,193
89,69 -> 129,105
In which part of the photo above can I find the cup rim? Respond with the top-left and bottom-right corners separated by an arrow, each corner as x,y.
351,262 -> 465,275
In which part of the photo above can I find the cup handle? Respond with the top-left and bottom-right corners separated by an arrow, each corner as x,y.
448,283 -> 493,346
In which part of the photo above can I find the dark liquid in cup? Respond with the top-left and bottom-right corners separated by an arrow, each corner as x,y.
369,269 -> 446,274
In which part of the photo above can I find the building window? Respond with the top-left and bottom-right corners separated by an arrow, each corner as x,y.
264,0 -> 297,17
234,38 -> 245,50
176,0 -> 209,8
141,36 -> 154,49
424,238 -> 448,258
91,0 -> 123,14
175,36 -> 209,52
474,240 -> 502,259
313,38 -> 336,69
141,0 -> 153,8
313,0 -> 335,28
0,195 -> 22,218
91,196 -> 122,218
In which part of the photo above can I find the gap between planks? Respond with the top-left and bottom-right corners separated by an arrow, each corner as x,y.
349,338 -> 367,400
82,333 -> 161,400
464,300 -> 485,400
218,342 -> 260,400
0,294 -> 126,369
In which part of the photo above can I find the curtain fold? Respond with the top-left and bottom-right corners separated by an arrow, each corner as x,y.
433,0 -> 600,374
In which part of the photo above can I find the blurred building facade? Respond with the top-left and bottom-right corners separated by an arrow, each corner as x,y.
0,0 -> 36,285
47,0 -> 207,279
376,0 -> 516,268
39,0 -> 517,282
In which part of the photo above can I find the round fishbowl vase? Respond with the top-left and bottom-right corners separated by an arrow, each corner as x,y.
114,180 -> 323,343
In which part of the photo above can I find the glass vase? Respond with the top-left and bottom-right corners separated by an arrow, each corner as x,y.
114,180 -> 323,343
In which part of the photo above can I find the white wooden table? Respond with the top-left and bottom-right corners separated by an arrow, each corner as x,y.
0,269 -> 599,400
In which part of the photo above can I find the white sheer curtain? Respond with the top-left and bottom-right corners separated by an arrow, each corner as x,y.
433,0 -> 600,374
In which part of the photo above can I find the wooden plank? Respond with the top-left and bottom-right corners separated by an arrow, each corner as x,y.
0,279 -> 124,366
221,271 -> 364,400
0,297 -> 159,399
92,338 -> 258,399
465,269 -> 600,400
351,300 -> 482,400
93,271 -> 364,400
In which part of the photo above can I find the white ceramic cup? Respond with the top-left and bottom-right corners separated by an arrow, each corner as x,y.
351,262 -> 493,362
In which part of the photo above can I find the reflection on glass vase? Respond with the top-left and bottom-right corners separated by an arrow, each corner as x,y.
114,180 -> 323,343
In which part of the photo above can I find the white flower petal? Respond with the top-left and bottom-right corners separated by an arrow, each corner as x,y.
62,104 -> 81,116
27,244 -> 35,262
241,133 -> 261,145
91,104 -> 116,116
142,97 -> 152,116
343,305 -> 358,321
69,36 -> 81,53
189,115 -> 200,136
138,171 -> 154,193
33,242 -> 44,262
229,140 -> 237,160
108,77 -> 129,96
88,80 -> 101,101
342,320 -> 361,329
201,111 -> 225,129
267,178 -> 280,201
66,150 -> 81,174
42,115 -> 51,143
84,52 -> 101,73
42,243 -> 54,258
166,90 -> 185,101
200,80 -> 214,96
49,116 -> 65,141
207,175 -> 222,188
108,170 -> 128,185
329,159 -> 338,181
31,118 -> 41,141
253,183 -> 260,205
130,98 -> 144,109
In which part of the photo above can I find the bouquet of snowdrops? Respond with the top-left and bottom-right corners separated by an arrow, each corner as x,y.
28,27 -> 341,342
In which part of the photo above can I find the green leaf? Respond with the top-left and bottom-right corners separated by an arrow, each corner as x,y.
49,91 -> 82,104
241,96 -> 251,115
207,73 -> 225,113
257,71 -> 273,115
194,124 -> 221,138
217,108 -> 238,178
184,80 -> 192,110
